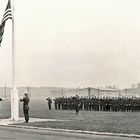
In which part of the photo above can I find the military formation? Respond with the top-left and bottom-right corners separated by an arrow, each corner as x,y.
46,96 -> 140,112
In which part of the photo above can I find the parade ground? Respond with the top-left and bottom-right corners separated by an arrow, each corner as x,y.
0,99 -> 140,136
0,126 -> 137,140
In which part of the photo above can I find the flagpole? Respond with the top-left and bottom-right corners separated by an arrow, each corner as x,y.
11,0 -> 19,121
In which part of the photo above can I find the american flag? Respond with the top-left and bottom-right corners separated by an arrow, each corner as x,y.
0,0 -> 12,46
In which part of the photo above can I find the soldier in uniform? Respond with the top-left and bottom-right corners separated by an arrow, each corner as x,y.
20,92 -> 30,123
53,98 -> 58,110
46,97 -> 52,110
74,95 -> 80,115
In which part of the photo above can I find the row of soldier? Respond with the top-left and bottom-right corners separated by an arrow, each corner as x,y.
47,96 -> 140,112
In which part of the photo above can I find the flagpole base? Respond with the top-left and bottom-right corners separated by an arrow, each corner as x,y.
11,88 -> 19,121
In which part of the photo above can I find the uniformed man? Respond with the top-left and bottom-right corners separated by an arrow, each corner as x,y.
53,98 -> 58,110
46,97 -> 52,110
74,95 -> 80,115
20,92 -> 30,123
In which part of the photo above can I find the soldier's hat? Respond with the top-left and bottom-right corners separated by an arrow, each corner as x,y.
24,92 -> 28,95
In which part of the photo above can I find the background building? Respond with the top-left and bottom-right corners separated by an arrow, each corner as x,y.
121,83 -> 140,98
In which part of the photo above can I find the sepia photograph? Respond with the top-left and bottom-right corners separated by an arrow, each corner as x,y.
0,0 -> 140,139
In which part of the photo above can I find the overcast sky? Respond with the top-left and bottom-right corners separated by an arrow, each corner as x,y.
0,0 -> 140,88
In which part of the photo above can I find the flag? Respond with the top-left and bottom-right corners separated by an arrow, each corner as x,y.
0,0 -> 12,46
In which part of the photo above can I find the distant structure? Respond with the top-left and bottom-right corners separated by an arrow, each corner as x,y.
1,84 -> 140,99
77,87 -> 120,98
121,83 -> 140,98
76,84 -> 140,98
79,87 -> 99,97
96,87 -> 120,98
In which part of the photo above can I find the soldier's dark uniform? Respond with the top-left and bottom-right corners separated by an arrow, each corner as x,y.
20,92 -> 30,122
74,95 -> 80,115
54,98 -> 58,110
46,97 -> 52,110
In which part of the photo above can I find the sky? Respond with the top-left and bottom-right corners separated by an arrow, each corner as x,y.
0,0 -> 140,89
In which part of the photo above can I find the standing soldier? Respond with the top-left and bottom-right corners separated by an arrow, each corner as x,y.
46,97 -> 52,110
74,95 -> 80,115
20,92 -> 30,123
53,98 -> 58,110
